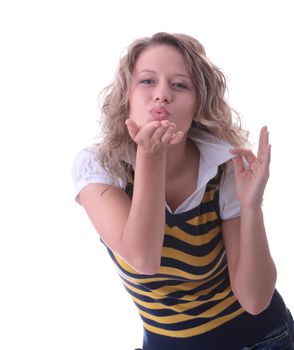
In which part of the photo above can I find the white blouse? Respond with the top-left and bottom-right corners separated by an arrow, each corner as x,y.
72,128 -> 240,220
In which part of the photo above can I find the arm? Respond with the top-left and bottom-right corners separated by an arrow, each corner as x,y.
222,214 -> 276,315
222,126 -> 276,315
79,119 -> 183,274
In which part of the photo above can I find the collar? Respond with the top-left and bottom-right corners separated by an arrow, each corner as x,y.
187,127 -> 235,191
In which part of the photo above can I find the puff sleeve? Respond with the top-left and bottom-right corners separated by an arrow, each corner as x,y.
219,161 -> 241,220
71,146 -> 127,204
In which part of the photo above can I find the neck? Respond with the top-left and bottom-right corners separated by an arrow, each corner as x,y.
166,136 -> 198,182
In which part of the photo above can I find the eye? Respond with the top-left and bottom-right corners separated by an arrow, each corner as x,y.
172,82 -> 188,89
140,79 -> 155,84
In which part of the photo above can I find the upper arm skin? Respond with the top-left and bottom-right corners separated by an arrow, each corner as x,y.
78,183 -> 131,253
222,217 -> 241,293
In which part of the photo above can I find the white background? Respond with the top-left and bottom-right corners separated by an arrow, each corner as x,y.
0,0 -> 293,349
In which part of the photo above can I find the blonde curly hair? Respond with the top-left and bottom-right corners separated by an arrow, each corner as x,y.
97,32 -> 248,182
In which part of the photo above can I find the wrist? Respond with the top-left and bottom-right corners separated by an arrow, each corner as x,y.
239,195 -> 264,210
240,202 -> 264,216
136,145 -> 167,160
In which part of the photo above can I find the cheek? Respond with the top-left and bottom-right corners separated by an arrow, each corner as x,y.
180,101 -> 196,117
129,91 -> 148,112
128,93 -> 150,124
128,95 -> 138,115
186,97 -> 197,116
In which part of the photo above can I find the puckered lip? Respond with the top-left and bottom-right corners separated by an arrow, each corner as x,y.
149,107 -> 170,121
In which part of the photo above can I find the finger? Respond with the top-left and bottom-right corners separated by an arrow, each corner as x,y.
140,121 -> 162,138
152,124 -> 170,140
230,148 -> 256,164
257,126 -> 269,160
169,131 -> 184,145
262,144 -> 271,169
150,120 -> 176,141
161,124 -> 177,143
160,120 -> 174,128
231,156 -> 245,175
125,119 -> 140,139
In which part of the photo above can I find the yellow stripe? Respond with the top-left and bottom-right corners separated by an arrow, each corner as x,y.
122,264 -> 226,296
202,190 -> 215,203
122,277 -> 230,305
138,295 -> 238,324
118,272 -> 175,284
165,225 -> 221,246
151,268 -> 227,297
158,251 -> 225,281
178,284 -> 231,302
119,274 -> 182,284
129,286 -> 231,313
114,254 -> 142,275
114,239 -> 225,282
122,260 -> 224,293
122,265 -> 227,299
143,308 -> 245,338
121,280 -> 166,300
161,242 -> 224,267
186,211 -> 218,226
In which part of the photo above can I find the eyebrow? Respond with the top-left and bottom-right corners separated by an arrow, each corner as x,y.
137,69 -> 191,79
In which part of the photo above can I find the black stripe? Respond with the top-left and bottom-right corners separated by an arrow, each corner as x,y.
166,271 -> 230,300
172,218 -> 221,236
123,284 -> 188,306
139,301 -> 240,331
163,231 -> 223,256
160,248 -> 225,276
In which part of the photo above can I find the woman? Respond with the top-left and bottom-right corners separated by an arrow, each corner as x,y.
72,32 -> 294,349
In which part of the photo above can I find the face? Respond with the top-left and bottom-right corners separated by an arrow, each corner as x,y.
129,44 -> 197,134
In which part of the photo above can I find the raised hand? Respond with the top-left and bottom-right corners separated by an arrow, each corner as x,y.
229,126 -> 271,207
125,119 -> 184,155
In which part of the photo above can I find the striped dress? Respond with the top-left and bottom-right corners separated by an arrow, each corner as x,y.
104,168 -> 286,350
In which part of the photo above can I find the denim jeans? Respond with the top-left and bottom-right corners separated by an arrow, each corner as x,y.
242,308 -> 294,349
134,309 -> 294,350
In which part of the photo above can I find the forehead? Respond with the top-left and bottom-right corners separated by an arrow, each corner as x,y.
134,44 -> 188,74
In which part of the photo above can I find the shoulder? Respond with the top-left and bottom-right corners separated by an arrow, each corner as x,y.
71,145 -> 127,204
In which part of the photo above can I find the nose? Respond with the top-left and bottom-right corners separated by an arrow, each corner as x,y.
153,82 -> 171,103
